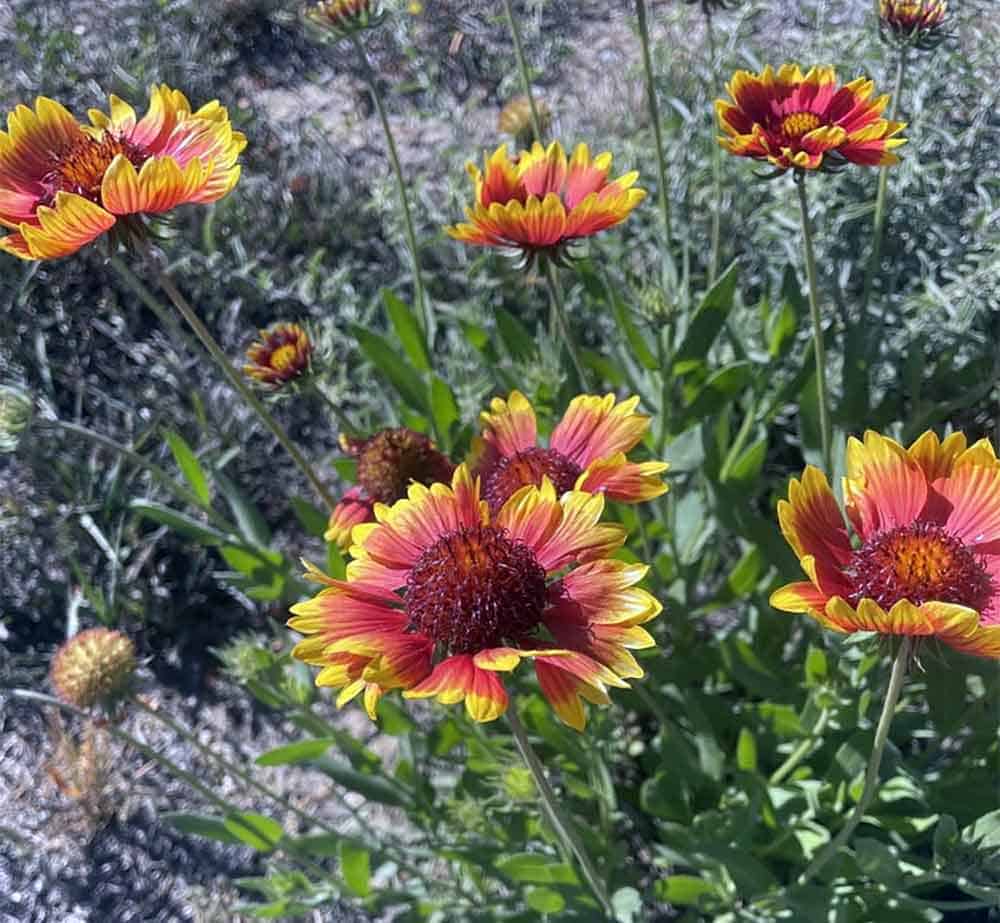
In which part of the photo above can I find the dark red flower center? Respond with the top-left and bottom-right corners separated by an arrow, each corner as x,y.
845,521 -> 994,613
483,447 -> 582,512
779,111 -> 823,143
39,134 -> 148,208
356,428 -> 454,504
404,524 -> 548,655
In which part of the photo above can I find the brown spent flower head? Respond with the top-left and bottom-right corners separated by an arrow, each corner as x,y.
879,0 -> 948,50
304,0 -> 384,37
50,628 -> 137,710
498,96 -> 552,148
345,427 -> 455,504
244,322 -> 313,389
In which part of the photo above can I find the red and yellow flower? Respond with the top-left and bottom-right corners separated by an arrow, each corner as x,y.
292,465 -> 661,729
446,142 -> 645,259
879,0 -> 948,49
305,0 -> 383,36
244,322 -> 313,388
473,390 -> 668,514
716,65 -> 907,172
771,431 -> 1000,659
0,85 -> 245,260
325,428 -> 455,549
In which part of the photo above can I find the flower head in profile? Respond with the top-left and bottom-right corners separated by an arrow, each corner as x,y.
304,0 -> 384,37
292,465 -> 661,729
498,96 -> 552,148
771,431 -> 1000,659
473,391 -> 668,514
50,628 -> 137,710
716,65 -> 907,173
446,142 -> 645,264
325,428 -> 455,549
244,322 -> 314,389
0,85 -> 245,260
879,0 -> 948,50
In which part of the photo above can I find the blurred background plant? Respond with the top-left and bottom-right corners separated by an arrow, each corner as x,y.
2,0 -> 999,921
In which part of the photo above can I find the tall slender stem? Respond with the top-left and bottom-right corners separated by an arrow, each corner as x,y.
502,0 -> 545,144
350,34 -> 433,350
543,259 -> 590,389
634,0 -> 673,251
506,708 -> 612,917
706,15 -> 722,285
797,638 -> 913,885
146,254 -> 337,512
794,174 -> 833,474
860,47 -> 908,318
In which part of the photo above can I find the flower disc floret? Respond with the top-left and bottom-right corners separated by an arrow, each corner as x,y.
446,141 -> 645,259
716,64 -> 907,172
474,390 -> 668,513
290,465 -> 663,730
770,430 -> 1000,659
0,86 -> 245,260
405,524 -> 548,654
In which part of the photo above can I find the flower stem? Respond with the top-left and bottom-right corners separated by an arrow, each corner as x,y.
794,174 -> 833,475
506,707 -> 612,918
145,252 -> 338,512
350,34 -> 433,351
705,15 -> 722,285
502,0 -> 545,144
768,705 -> 831,786
796,637 -> 913,885
634,0 -> 673,251
860,47 -> 908,319
543,259 -> 591,389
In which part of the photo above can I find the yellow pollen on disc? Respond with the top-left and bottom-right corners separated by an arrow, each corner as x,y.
780,112 -> 823,139
269,343 -> 300,372
891,534 -> 953,585
51,135 -> 145,202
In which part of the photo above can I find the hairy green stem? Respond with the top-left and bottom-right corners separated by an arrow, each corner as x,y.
860,48 -> 908,319
502,0 -> 545,144
543,259 -> 590,389
706,15 -> 721,284
797,638 -> 913,884
506,708 -> 612,918
146,253 -> 337,512
795,174 -> 833,474
769,706 -> 831,785
350,34 -> 433,350
635,0 -> 673,250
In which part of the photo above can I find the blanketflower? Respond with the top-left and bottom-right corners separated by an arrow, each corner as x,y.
243,322 -> 313,388
473,390 -> 668,514
879,0 -> 948,49
305,0 -> 383,36
445,142 -> 645,259
50,627 -> 137,710
292,465 -> 661,729
498,96 -> 551,147
324,428 -> 455,549
771,431 -> 1000,659
0,85 -> 245,260
716,64 -> 907,172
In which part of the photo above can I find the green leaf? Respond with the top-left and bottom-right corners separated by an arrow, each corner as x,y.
286,833 -> 343,857
130,500 -> 231,546
429,375 -> 459,444
524,887 -> 566,914
673,261 -> 739,373
495,307 -> 537,361
352,324 -> 428,413
162,812 -> 240,845
602,276 -> 658,371
682,361 -> 752,421
726,546 -> 761,595
654,875 -> 714,905
290,497 -> 329,538
256,738 -> 337,766
383,289 -> 430,372
224,812 -> 284,852
495,853 -> 580,885
339,842 -> 372,897
215,472 -> 272,547
165,430 -> 210,506
736,727 -> 758,772
804,646 -> 828,687
311,756 -> 412,808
